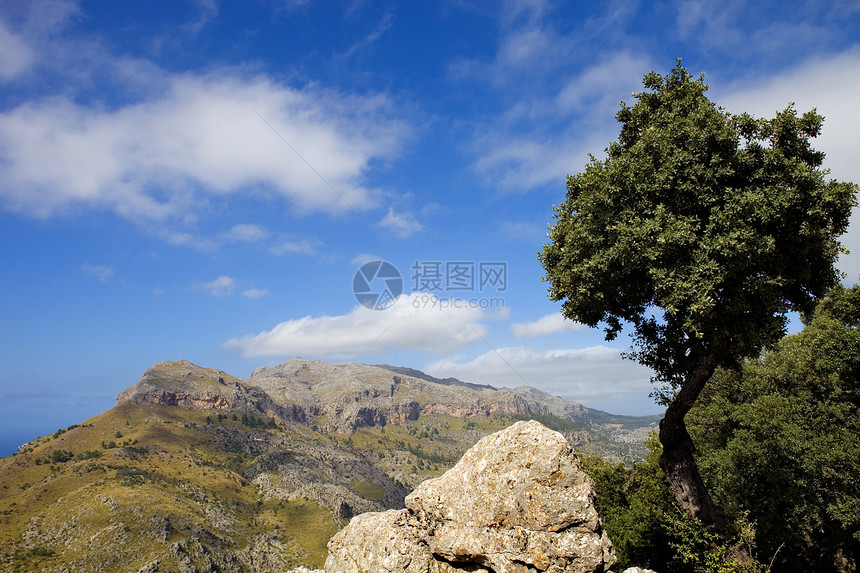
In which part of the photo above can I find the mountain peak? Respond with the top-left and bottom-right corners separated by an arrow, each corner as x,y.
116,360 -> 241,406
114,358 -> 658,441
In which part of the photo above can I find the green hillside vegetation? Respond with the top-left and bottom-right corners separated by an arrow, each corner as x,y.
582,285 -> 860,573
1,403 -> 340,572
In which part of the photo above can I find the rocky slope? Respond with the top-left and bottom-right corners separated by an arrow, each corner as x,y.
1,358 -> 660,572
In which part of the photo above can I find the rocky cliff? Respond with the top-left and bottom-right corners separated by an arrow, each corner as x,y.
118,359 -> 650,443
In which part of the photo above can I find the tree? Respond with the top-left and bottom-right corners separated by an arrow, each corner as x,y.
689,284 -> 860,571
582,439 -> 767,573
539,61 -> 856,532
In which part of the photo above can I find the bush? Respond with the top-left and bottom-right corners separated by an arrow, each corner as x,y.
50,450 -> 73,463
75,449 -> 102,461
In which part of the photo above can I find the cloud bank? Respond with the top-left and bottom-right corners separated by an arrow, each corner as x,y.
223,293 -> 493,359
0,72 -> 409,221
425,346 -> 656,413
511,312 -> 585,338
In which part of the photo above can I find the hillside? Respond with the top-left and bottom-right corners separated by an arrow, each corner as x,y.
0,359 -> 659,572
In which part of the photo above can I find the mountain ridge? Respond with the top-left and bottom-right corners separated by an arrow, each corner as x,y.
116,358 -> 652,436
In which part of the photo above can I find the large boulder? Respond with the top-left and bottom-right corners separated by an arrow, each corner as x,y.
325,420 -> 616,573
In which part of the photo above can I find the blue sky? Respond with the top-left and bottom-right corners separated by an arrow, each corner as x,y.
1,0 -> 859,456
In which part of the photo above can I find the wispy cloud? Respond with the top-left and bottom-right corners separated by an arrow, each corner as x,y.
275,0 -> 313,13
268,238 -> 320,256
554,52 -> 652,116
671,0 -> 849,59
79,263 -> 114,283
241,288 -> 270,299
511,312 -> 584,338
193,275 -> 236,297
223,293 -> 493,359
337,9 -> 395,61
0,19 -> 34,81
451,2 -> 653,193
186,0 -> 219,34
351,253 -> 383,266
378,207 -> 423,238
223,223 -> 271,243
449,0 -> 574,85
469,52 -> 652,192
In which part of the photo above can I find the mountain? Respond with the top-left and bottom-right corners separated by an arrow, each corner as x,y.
0,358 -> 659,572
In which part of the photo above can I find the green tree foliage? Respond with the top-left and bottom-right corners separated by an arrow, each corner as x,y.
689,285 -> 860,571
540,61 -> 856,527
583,438 -> 768,573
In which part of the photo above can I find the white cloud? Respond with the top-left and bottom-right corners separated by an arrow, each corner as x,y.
79,263 -> 114,283
555,52 -> 651,116
511,312 -> 584,338
453,0 -> 585,85
154,227 -> 219,252
276,0 -> 313,12
714,48 -> 860,282
223,293 -> 492,359
424,346 -> 656,412
716,49 -> 860,185
0,71 -> 410,221
223,224 -> 271,243
187,0 -> 219,34
497,220 -> 544,242
0,20 -> 34,81
241,288 -> 270,299
194,275 -> 236,297
351,253 -> 383,266
378,207 -> 423,238
674,0 -> 744,45
268,238 -> 319,256
470,52 -> 652,191
671,0 -> 849,58
0,0 -> 80,83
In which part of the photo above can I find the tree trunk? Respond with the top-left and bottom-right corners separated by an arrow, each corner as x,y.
658,339 -> 729,534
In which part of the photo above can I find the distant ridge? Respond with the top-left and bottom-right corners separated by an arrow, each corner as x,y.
117,357 -> 660,442
371,363 -> 496,391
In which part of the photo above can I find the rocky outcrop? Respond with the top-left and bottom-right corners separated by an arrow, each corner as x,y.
116,360 -> 306,424
324,420 -> 616,573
